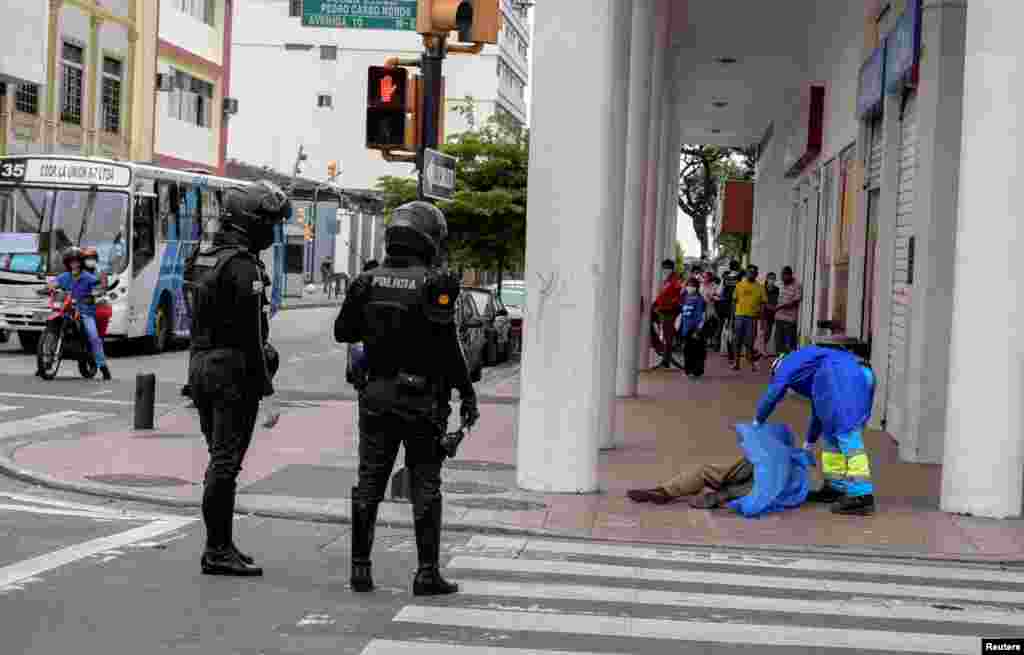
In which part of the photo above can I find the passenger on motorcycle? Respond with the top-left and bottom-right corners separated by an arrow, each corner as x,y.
51,247 -> 112,380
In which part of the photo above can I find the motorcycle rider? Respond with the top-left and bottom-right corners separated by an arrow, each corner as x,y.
183,181 -> 289,576
334,200 -> 479,596
49,246 -> 112,380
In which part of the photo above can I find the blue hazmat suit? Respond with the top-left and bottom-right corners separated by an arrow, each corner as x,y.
728,422 -> 812,518
755,346 -> 876,497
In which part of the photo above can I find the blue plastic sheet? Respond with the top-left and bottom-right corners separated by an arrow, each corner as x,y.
727,422 -> 813,518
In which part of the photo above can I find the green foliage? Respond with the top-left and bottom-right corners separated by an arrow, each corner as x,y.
373,108 -> 529,275
673,240 -> 685,271
678,145 -> 756,259
717,232 -> 749,262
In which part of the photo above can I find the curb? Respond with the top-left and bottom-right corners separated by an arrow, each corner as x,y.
1,448 -> 1022,568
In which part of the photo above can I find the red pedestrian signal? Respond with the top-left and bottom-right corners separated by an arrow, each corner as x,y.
368,66 -> 407,110
380,75 -> 397,104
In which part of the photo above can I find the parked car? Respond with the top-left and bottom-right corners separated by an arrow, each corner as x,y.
466,286 -> 511,365
488,282 -> 524,357
455,289 -> 486,382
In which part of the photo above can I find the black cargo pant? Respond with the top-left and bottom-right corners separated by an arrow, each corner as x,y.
190,348 -> 260,551
356,409 -> 444,517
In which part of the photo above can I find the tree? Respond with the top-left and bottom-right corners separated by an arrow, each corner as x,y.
677,145 -> 756,260
673,240 -> 685,271
374,109 -> 529,292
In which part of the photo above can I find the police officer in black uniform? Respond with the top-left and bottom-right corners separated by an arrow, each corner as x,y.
334,200 -> 479,596
183,180 -> 289,577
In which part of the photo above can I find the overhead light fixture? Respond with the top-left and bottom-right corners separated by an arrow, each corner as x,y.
712,101 -> 728,108
716,57 -> 738,64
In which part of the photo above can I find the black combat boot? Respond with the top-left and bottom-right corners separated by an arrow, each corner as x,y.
100,365 -> 111,381
350,486 -> 378,592
412,497 -> 458,596
201,480 -> 262,576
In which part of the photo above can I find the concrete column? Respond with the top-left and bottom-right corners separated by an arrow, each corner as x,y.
516,0 -> 622,493
941,0 -> 1022,518
615,0 -> 656,399
596,0 -> 633,451
636,0 -> 672,370
86,14 -> 102,155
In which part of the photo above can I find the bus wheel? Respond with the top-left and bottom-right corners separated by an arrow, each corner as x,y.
146,300 -> 172,355
18,331 -> 40,354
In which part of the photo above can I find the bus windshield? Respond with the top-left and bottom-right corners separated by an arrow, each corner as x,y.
0,187 -> 129,276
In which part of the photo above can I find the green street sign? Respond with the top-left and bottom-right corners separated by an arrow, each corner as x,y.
302,1 -> 418,30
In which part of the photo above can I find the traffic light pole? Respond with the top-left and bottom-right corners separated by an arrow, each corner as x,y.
417,34 -> 447,201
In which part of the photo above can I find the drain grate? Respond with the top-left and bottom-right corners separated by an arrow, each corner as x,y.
442,480 -> 507,495
445,460 -> 515,472
449,497 -> 548,512
86,474 -> 194,487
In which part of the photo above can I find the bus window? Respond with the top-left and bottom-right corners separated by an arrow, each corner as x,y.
200,188 -> 220,243
133,196 -> 156,276
179,183 -> 200,242
158,181 -> 179,241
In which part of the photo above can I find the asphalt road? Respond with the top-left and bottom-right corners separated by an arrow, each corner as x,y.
0,470 -> 1020,655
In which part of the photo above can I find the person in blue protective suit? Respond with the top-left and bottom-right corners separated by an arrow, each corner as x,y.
50,247 -> 112,380
755,345 -> 876,515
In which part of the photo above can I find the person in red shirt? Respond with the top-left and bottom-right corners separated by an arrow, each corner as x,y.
652,259 -> 683,369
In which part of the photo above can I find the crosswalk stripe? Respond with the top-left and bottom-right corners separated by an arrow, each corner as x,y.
467,535 -> 1024,586
360,641 -> 616,655
0,404 -> 23,412
456,578 -> 1024,627
0,410 -> 116,440
446,555 -> 1024,604
393,606 -> 978,654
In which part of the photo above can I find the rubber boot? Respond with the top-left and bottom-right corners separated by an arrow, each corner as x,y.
412,497 -> 458,596
100,365 -> 111,380
350,486 -> 377,592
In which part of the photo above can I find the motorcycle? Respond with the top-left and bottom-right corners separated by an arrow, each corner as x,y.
36,288 -> 108,380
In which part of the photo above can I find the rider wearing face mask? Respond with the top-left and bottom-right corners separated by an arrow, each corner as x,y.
49,247 -> 112,380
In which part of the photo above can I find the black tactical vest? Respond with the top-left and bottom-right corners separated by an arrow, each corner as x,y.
183,245 -> 259,351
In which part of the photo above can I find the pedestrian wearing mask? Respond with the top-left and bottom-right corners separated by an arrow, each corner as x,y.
679,277 -> 707,378
652,259 -> 683,369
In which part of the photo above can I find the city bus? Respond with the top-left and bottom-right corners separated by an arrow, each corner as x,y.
0,155 -> 286,354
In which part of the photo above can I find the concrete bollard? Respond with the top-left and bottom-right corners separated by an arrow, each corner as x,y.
134,373 -> 156,430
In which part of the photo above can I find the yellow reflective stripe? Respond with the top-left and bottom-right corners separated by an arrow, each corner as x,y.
821,451 -> 848,479
847,453 -> 872,479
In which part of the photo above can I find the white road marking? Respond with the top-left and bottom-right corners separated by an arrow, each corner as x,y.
392,606 -> 977,654
446,556 -> 1024,605
0,492 -> 189,523
361,641 -> 616,655
0,391 -> 172,407
89,390 -> 113,396
0,504 -> 123,521
0,517 -> 195,588
466,535 -> 1024,586
0,410 -> 117,439
455,579 -> 1024,627
0,404 -> 23,412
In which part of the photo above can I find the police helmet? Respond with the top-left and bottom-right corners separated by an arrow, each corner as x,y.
222,180 -> 292,233
385,201 -> 448,261
62,247 -> 83,271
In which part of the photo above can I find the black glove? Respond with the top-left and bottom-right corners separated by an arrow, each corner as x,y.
460,394 -> 480,430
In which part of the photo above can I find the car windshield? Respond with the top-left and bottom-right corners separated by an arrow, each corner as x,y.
0,187 -> 129,275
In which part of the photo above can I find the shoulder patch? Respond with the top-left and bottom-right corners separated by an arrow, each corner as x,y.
252,280 -> 264,294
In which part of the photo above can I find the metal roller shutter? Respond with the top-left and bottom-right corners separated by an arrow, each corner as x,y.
884,94 -> 917,434
868,117 -> 884,190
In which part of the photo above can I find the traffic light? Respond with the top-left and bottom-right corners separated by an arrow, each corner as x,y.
416,0 -> 501,44
327,161 -> 338,180
366,66 -> 417,151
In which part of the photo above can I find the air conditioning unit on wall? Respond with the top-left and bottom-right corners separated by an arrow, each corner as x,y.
155,73 -> 174,92
223,97 -> 240,115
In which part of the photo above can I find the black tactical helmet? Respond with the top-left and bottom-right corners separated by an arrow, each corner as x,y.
222,180 -> 292,232
385,201 -> 448,261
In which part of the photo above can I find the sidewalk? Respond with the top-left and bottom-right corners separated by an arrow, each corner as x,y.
4,353 -> 1024,563
279,285 -> 343,310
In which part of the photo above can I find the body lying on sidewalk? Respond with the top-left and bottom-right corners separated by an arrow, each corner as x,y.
628,458 -> 754,509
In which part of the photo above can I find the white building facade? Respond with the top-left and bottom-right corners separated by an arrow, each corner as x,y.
521,0 -> 1023,520
228,0 -> 530,190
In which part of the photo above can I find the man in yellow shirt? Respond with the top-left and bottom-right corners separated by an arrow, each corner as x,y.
732,265 -> 766,372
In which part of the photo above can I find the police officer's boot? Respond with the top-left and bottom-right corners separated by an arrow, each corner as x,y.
412,497 -> 458,596
350,486 -> 377,592
100,365 -> 111,381
201,481 -> 262,576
